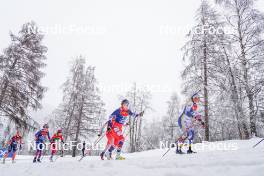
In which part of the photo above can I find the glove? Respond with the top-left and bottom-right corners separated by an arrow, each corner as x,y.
201,121 -> 205,128
98,133 -> 102,137
195,114 -> 202,121
107,127 -> 112,132
138,111 -> 144,117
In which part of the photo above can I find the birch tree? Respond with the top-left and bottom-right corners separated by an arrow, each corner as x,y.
215,0 -> 264,136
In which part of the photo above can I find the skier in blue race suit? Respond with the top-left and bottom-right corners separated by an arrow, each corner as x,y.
176,93 -> 205,154
105,99 -> 144,160
2,131 -> 22,164
33,124 -> 51,163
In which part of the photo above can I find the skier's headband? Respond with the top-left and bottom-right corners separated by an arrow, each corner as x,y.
192,103 -> 198,111
121,102 -> 129,106
192,93 -> 200,103
16,132 -> 21,137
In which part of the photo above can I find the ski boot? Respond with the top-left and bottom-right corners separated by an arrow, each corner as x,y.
115,151 -> 125,160
49,156 -> 54,162
187,146 -> 195,154
176,149 -> 184,154
2,158 -> 5,164
100,152 -> 105,160
176,144 -> 184,154
12,160 -> 15,164
33,157 -> 37,163
37,158 -> 41,163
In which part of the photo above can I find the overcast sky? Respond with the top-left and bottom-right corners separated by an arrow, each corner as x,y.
0,0 -> 263,122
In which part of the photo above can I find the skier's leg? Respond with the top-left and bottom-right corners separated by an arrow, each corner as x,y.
106,129 -> 121,160
37,143 -> 44,162
34,142 -> 40,162
11,144 -> 18,163
3,144 -> 14,163
50,143 -> 56,161
100,132 -> 113,160
187,129 -> 195,153
115,135 -> 125,159
33,151 -> 39,163
176,137 -> 185,154
2,150 -> 10,164
11,152 -> 16,163
106,131 -> 117,159
82,149 -> 84,157
176,127 -> 186,154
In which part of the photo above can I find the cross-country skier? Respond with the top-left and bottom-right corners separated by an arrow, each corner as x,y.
33,124 -> 51,163
2,131 -> 22,164
105,99 -> 144,160
176,93 -> 205,154
49,129 -> 64,162
82,141 -> 86,157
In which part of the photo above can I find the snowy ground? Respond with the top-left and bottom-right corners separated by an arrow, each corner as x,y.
0,138 -> 264,176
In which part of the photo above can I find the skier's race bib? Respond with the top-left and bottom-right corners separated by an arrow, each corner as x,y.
0,148 -> 14,158
0,149 -> 7,158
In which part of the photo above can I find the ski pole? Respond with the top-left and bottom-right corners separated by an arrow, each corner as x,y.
253,138 -> 264,148
162,148 -> 171,158
40,143 -> 49,161
78,134 -> 105,161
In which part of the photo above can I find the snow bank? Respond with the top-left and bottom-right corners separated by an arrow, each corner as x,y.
0,138 -> 263,176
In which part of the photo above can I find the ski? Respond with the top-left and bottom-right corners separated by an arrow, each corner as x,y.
52,155 -> 61,162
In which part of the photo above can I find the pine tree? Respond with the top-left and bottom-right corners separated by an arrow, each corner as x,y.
182,0 -> 223,141
53,56 -> 105,157
0,21 -> 47,128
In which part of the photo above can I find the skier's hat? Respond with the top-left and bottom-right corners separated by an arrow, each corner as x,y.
43,124 -> 49,129
121,99 -> 129,106
191,92 -> 200,103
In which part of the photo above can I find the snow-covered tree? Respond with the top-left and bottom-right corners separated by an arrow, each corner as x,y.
0,21 -> 46,131
215,0 -> 264,136
162,93 -> 180,143
182,0 -> 224,141
54,56 -> 105,157
120,83 -> 152,152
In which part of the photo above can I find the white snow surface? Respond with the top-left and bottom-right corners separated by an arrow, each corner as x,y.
0,138 -> 264,176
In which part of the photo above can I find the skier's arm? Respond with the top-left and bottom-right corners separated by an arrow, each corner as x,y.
19,137 -> 23,150
108,109 -> 118,129
47,132 -> 51,142
35,131 -> 40,141
128,110 -> 144,118
61,136 -> 64,143
194,114 -> 205,127
19,136 -> 23,145
98,121 -> 108,136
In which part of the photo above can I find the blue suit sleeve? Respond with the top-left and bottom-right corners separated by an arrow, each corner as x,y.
47,132 -> 51,141
35,130 -> 40,139
108,109 -> 119,128
185,106 -> 195,118
128,110 -> 138,117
